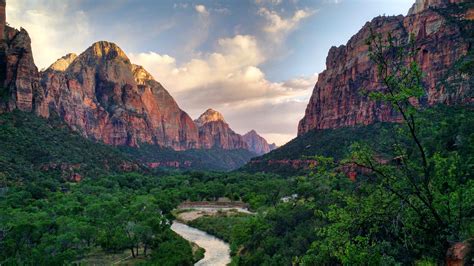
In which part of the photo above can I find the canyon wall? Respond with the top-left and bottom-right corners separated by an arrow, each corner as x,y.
298,1 -> 473,135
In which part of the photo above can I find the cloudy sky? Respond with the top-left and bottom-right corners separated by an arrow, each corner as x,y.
7,0 -> 414,145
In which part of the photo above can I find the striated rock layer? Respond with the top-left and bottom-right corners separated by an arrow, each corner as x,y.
0,26 -> 41,113
243,130 -> 277,155
298,1 -> 473,136
195,109 -> 248,150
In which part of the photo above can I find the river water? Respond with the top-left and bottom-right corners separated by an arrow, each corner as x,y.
171,221 -> 231,266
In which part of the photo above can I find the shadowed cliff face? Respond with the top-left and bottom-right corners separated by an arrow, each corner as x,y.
298,1 -> 473,136
195,109 -> 248,150
37,41 -> 199,150
0,26 -> 41,113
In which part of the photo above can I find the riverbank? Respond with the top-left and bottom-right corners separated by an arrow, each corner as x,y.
171,222 -> 231,266
171,202 -> 254,265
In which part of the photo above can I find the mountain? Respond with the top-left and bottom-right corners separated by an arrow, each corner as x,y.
0,24 -> 256,169
38,41 -> 199,150
298,0 -> 473,136
195,108 -> 248,150
242,130 -> 277,155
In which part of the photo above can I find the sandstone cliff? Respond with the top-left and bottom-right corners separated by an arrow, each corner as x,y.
243,130 -> 277,155
195,109 -> 248,150
37,41 -> 199,150
0,26 -> 42,113
298,0 -> 473,136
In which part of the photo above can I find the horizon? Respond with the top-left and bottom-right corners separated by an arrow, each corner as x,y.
7,0 -> 414,146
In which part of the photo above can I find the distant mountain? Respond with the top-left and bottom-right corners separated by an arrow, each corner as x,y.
195,108 -> 248,150
298,0 -> 473,136
243,130 -> 277,155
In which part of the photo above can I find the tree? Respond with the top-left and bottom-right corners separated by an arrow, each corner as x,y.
346,29 -> 473,261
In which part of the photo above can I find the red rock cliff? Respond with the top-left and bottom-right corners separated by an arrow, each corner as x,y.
298,1 -> 473,136
37,41 -> 199,150
0,26 -> 42,113
195,108 -> 248,150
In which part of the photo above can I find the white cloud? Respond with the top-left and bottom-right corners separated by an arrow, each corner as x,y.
130,35 -> 317,145
258,7 -> 316,41
195,4 -> 209,15
6,0 -> 92,69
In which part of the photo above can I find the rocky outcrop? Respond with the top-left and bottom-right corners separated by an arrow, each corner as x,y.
298,1 -> 473,136
0,26 -> 42,113
38,41 -> 199,150
195,109 -> 248,150
243,130 -> 277,155
408,0 -> 465,15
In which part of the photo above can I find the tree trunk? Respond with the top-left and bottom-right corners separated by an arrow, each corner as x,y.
130,247 -> 135,258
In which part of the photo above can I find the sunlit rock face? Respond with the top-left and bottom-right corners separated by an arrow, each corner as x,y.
195,109 -> 248,150
243,130 -> 277,155
38,41 -> 200,150
298,0 -> 473,136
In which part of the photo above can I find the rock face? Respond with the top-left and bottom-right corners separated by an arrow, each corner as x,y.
37,41 -> 199,150
243,130 -> 277,155
0,26 -> 42,113
298,1 -> 473,136
195,109 -> 248,150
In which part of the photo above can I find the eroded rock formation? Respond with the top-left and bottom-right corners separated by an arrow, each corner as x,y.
37,41 -> 199,150
298,0 -> 473,136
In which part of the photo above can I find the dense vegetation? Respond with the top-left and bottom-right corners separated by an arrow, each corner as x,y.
187,105 -> 474,265
242,122 -> 396,174
120,145 -> 256,172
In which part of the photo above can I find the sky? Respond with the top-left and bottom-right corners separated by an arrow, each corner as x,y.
7,0 -> 414,146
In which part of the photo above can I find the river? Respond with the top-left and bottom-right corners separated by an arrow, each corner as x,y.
171,221 -> 231,266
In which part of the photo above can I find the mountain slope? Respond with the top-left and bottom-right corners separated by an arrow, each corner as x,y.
39,41 -> 199,150
0,111 -> 257,180
243,105 -> 473,174
298,0 -> 473,135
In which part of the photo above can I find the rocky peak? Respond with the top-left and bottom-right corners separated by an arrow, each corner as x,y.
132,64 -> 155,85
85,41 -> 129,61
37,40 -> 200,150
195,108 -> 248,150
195,108 -> 226,127
243,130 -> 277,155
47,53 -> 77,72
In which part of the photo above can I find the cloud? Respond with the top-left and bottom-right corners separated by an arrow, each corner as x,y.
195,4 -> 209,15
258,7 -> 316,41
6,0 -> 92,69
255,0 -> 283,5
130,35 -> 317,145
